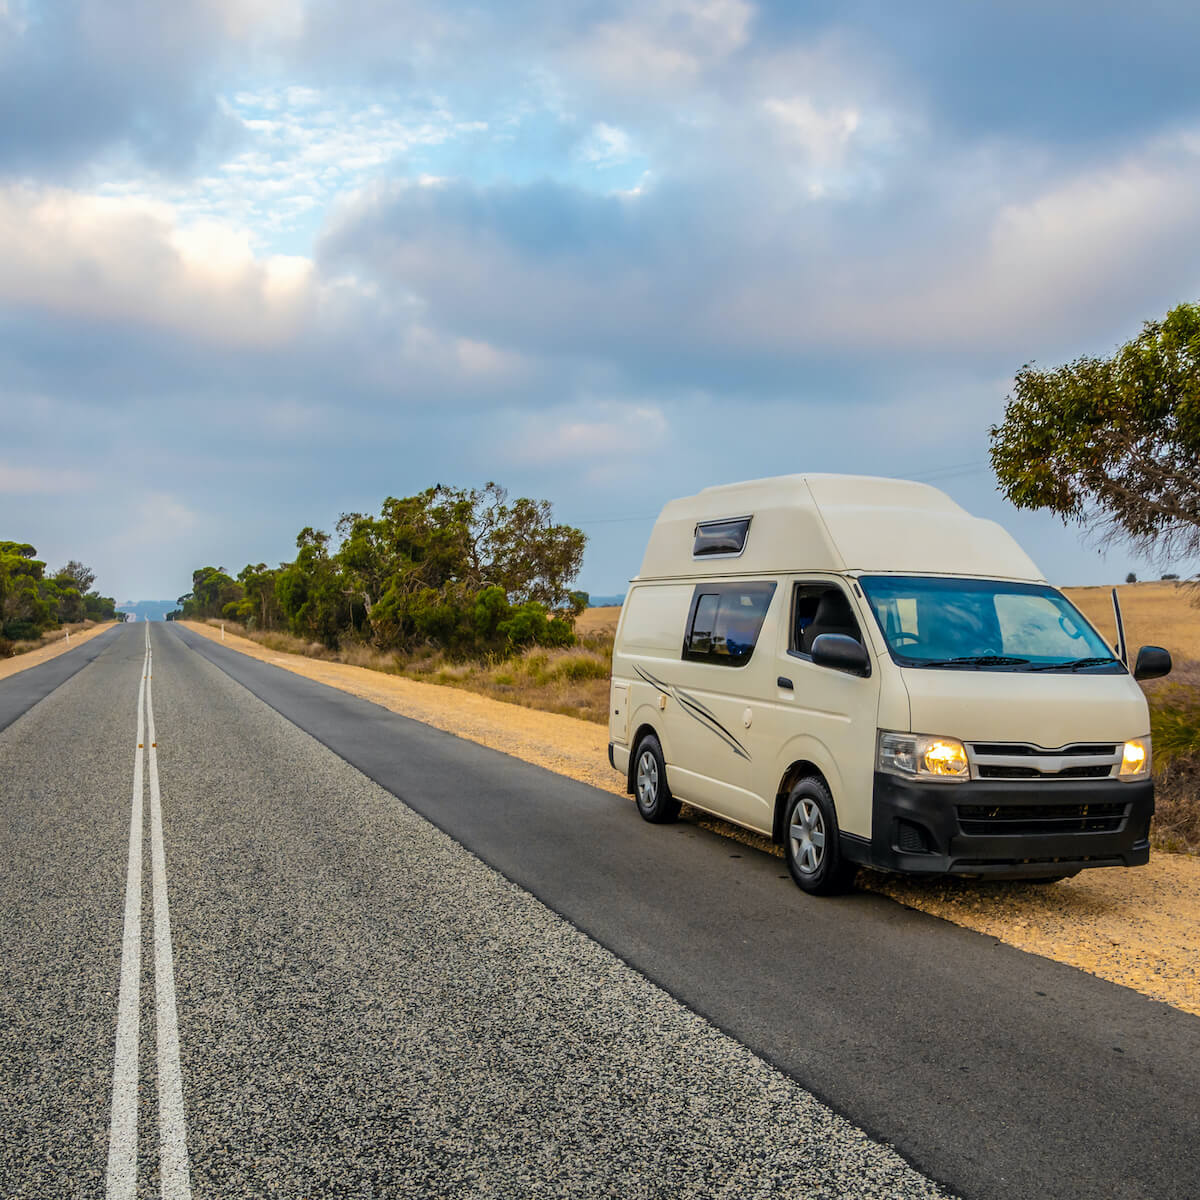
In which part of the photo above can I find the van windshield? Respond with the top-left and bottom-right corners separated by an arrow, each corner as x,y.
857,576 -> 1124,672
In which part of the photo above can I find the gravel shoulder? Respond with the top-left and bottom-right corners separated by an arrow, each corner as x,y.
180,620 -> 1200,1018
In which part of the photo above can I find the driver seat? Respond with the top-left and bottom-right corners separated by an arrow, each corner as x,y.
799,589 -> 861,654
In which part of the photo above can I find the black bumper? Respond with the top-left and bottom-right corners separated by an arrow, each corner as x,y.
851,772 -> 1154,879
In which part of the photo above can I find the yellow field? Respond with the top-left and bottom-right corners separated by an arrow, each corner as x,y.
1063,581 -> 1199,665
579,583 -> 1200,665
574,605 -> 622,638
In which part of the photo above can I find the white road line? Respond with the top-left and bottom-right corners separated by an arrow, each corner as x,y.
146,634 -> 193,1199
105,635 -> 148,1199
105,623 -> 192,1199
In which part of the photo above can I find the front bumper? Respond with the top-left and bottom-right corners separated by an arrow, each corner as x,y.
858,772 -> 1154,879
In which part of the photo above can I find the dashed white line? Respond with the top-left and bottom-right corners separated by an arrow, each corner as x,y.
105,623 -> 192,1199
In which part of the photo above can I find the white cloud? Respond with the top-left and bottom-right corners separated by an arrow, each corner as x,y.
561,0 -> 753,88
860,140 -> 1200,349
0,184 -> 314,347
101,492 -> 203,562
763,97 -> 861,166
504,402 -> 669,467
455,337 -> 527,378
577,123 -> 635,168
95,86 -> 487,250
0,464 -> 94,495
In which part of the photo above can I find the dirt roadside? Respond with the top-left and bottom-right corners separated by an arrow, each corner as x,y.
181,619 -> 1200,1017
0,622 -> 118,684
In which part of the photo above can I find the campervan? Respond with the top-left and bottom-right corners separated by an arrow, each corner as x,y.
607,475 -> 1171,894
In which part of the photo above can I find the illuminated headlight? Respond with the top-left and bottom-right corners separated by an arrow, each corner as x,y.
878,732 -> 970,781
1119,737 -> 1152,781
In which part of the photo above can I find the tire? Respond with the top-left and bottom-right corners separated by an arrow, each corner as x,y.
783,776 -> 856,895
633,734 -> 680,824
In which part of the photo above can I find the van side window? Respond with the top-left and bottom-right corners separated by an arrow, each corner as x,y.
790,583 -> 863,657
693,517 -> 751,558
683,582 -> 777,667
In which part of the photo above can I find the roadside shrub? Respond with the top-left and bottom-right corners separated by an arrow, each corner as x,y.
1145,668 -> 1200,852
548,652 -> 610,682
2,619 -> 41,641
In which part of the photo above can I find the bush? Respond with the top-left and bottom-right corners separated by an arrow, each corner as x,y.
549,653 -> 610,682
2,619 -> 42,641
1147,677 -> 1200,852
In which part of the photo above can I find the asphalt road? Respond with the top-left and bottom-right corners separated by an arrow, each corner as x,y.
3,622 -> 1199,1199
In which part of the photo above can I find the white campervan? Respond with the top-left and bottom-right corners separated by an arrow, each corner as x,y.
607,475 -> 1171,894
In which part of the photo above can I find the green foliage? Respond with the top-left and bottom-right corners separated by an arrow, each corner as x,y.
990,301 -> 1200,563
180,566 -> 242,621
231,562 -> 283,629
1149,687 -> 1200,766
183,482 -> 586,658
1147,684 -> 1200,851
0,544 -> 115,639
276,528 -> 348,647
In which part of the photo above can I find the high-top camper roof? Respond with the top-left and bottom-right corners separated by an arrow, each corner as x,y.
635,474 -> 1044,582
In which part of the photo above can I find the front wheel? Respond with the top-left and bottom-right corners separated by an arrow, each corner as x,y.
633,735 -> 680,824
783,777 -> 856,895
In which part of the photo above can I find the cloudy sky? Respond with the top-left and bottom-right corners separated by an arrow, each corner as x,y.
3,0 -> 1199,603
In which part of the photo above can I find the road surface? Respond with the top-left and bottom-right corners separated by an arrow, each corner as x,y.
2,622 -> 1198,1198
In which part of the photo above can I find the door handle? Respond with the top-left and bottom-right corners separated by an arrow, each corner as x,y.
777,676 -> 794,690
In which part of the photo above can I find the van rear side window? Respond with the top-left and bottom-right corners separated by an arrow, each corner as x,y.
693,517 -> 751,558
683,582 -> 777,666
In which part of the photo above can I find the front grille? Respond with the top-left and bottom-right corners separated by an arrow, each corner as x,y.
977,764 -> 1113,780
967,742 -> 1121,782
971,743 -> 1117,757
957,802 -> 1128,837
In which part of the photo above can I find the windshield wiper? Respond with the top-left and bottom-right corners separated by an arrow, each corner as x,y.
912,655 -> 1032,668
1029,656 -> 1121,672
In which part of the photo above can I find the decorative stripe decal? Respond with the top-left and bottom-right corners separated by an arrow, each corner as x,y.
633,664 -> 751,761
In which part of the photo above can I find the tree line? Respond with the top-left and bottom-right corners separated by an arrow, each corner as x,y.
0,543 -> 118,646
172,483 -> 589,656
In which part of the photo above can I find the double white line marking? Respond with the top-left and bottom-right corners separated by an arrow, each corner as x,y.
106,623 -> 192,1199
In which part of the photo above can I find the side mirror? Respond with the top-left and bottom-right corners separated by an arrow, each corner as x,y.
811,633 -> 870,676
1133,645 -> 1172,682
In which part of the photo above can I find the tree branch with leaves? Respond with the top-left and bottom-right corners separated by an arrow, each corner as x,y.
989,301 -> 1200,568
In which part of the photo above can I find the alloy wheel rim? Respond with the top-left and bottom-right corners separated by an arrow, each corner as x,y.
789,798 -> 826,875
637,751 -> 658,807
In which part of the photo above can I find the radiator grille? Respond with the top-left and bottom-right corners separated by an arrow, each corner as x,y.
967,742 -> 1120,782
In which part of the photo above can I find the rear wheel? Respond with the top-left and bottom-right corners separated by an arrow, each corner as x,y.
633,734 -> 680,824
783,776 -> 856,895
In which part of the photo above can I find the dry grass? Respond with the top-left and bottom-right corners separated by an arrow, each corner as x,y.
402,645 -> 611,722
203,618 -> 613,724
1063,580 -> 1200,662
2,618 -> 108,658
574,605 -> 622,638
1061,583 -> 1200,854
